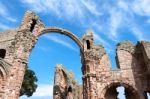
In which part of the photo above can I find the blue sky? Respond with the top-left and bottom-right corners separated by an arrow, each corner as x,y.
0,0 -> 150,99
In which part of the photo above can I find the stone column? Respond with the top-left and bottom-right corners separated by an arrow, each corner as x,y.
3,30 -> 37,99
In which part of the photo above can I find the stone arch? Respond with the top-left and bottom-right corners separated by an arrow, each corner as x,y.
68,86 -> 72,92
66,85 -> 73,99
101,82 -> 140,99
18,27 -> 83,98
38,27 -> 83,51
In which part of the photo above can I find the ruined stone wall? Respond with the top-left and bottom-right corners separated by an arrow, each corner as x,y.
0,29 -> 18,62
0,28 -> 38,99
81,32 -> 150,99
53,64 -> 82,99
0,29 -> 18,98
0,11 -> 149,99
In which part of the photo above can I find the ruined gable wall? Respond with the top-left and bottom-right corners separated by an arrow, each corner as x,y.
53,64 -> 83,99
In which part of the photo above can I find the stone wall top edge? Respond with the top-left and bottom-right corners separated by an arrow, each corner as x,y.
116,40 -> 135,53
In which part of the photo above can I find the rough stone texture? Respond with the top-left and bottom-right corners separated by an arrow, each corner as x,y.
53,64 -> 82,99
0,11 -> 149,99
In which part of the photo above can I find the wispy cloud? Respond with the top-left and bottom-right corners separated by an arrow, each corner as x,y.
0,2 -> 8,16
109,8 -> 123,38
36,46 -> 51,52
21,0 -> 84,21
132,0 -> 150,17
6,16 -> 17,22
130,25 -> 144,40
81,0 -> 102,16
105,0 -> 146,41
43,35 -> 78,52
93,32 -> 111,48
0,2 -> 17,23
20,0 -> 150,47
147,19 -> 150,24
118,1 -> 129,12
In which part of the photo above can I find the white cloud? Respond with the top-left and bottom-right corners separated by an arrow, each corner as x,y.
20,84 -> 53,99
6,16 -> 17,22
132,0 -> 150,17
130,25 -> 144,40
109,9 -> 123,38
118,1 -> 129,12
33,84 -> 53,97
21,0 -> 84,21
0,1 -> 17,23
20,0 -> 150,44
36,46 -> 51,52
0,2 -> 8,16
81,0 -> 102,16
106,0 -> 147,41
147,19 -> 150,24
94,32 -> 111,48
43,35 -> 78,52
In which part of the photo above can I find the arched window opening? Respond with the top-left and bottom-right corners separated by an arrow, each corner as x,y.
105,84 -> 139,99
144,92 -> 150,99
68,86 -> 72,92
0,49 -> 6,59
25,32 -> 82,99
30,19 -> 37,32
117,86 -> 126,99
86,40 -> 90,50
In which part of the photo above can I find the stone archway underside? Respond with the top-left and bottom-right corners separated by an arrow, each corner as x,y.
103,82 -> 140,99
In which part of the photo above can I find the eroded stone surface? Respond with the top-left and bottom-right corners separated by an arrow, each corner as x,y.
53,64 -> 82,99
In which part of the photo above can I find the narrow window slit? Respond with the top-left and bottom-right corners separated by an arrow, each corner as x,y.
68,86 -> 72,92
86,40 -> 90,49
30,19 -> 37,32
0,49 -> 6,59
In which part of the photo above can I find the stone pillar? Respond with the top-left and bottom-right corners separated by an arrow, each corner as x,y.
140,41 -> 150,75
3,29 -> 37,99
4,59 -> 26,99
82,59 -> 96,99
